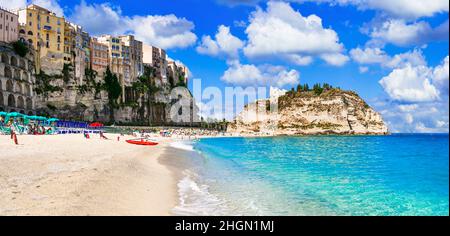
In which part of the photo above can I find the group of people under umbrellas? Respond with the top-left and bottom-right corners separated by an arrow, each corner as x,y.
0,112 -> 58,145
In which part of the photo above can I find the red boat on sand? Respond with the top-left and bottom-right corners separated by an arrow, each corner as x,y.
126,138 -> 159,146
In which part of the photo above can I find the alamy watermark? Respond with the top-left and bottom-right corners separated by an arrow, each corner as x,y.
168,78 -> 282,125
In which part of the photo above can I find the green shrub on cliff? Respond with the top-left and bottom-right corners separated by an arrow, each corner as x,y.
12,41 -> 29,57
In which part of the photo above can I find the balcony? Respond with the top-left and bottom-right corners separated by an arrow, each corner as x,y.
43,25 -> 53,32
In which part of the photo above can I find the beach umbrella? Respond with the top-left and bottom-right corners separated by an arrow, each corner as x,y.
89,122 -> 104,128
6,112 -> 25,117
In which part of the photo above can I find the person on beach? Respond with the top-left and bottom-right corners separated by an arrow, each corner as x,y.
100,131 -> 109,140
8,121 -> 18,145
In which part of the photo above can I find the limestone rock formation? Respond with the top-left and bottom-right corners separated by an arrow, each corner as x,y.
228,89 -> 389,135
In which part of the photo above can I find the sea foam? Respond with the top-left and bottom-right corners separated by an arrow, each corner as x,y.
172,170 -> 229,216
170,141 -> 195,151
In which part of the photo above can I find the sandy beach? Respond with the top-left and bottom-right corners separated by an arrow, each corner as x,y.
0,134 -> 180,216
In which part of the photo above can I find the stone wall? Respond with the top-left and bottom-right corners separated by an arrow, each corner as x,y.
0,42 -> 36,114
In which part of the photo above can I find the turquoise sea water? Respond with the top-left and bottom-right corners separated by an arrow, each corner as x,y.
172,134 -> 449,216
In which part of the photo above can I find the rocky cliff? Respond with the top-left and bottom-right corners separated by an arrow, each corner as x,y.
227,89 -> 389,135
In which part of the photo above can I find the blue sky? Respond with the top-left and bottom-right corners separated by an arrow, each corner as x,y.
2,0 -> 449,132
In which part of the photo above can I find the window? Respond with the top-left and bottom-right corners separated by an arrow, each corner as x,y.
46,33 -> 49,40
46,42 -> 49,48
29,21 -> 32,26
0,25 -> 2,30
46,16 -> 50,23
29,13 -> 32,17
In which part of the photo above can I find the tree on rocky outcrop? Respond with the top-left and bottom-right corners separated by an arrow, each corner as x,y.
177,74 -> 187,87
11,41 -> 29,57
313,83 -> 324,96
103,66 -> 122,122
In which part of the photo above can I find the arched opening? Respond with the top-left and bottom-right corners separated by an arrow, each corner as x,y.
20,59 -> 26,69
6,80 -> 13,92
28,39 -> 33,44
15,82 -> 23,94
27,31 -> 33,35
7,94 -> 15,108
26,84 -> 32,96
27,111 -> 33,116
14,70 -> 21,80
0,92 -> 3,106
10,56 -> 18,67
4,66 -> 12,78
1,54 -> 9,64
17,96 -> 25,109
20,110 -> 25,114
26,98 -> 33,110
19,29 -> 26,34
22,71 -> 29,82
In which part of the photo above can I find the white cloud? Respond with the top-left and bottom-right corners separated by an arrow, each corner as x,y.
432,56 -> 449,94
285,54 -> 314,66
367,19 -> 449,47
379,64 -> 440,102
351,47 -> 427,69
359,66 -> 369,73
379,55 -> 449,103
0,0 -> 26,11
31,0 -> 64,17
221,61 -> 300,87
353,0 -> 448,19
397,104 -> 418,112
404,113 -> 414,124
292,0 -> 449,19
350,47 -> 390,64
70,1 -> 125,35
320,53 -> 350,66
69,1 -> 197,49
369,20 -> 431,47
0,0 -> 63,16
129,15 -> 197,49
384,48 -> 427,68
197,25 -> 244,59
373,98 -> 449,133
243,1 -> 347,66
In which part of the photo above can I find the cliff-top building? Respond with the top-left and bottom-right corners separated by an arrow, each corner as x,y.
17,4 -> 66,74
143,44 -> 167,86
90,37 -> 109,76
0,7 -> 19,43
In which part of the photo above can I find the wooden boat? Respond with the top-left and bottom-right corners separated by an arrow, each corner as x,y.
126,139 -> 159,146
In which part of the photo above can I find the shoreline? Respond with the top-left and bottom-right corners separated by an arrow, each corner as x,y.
0,134 -> 179,216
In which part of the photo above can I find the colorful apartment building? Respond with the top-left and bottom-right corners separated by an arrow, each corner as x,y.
167,60 -> 189,86
90,37 -> 109,76
143,44 -> 168,86
17,4 -> 66,73
119,35 -> 143,81
0,7 -> 19,43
